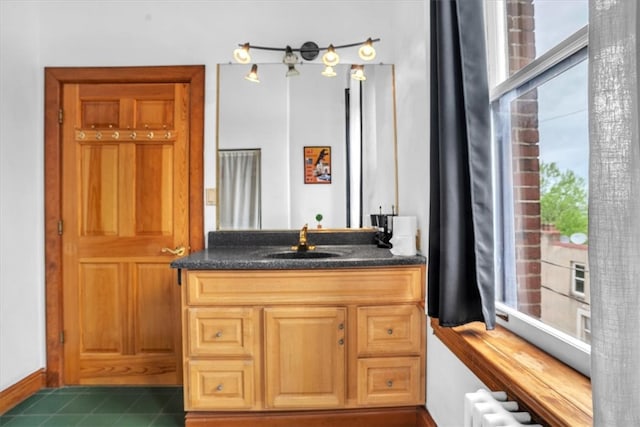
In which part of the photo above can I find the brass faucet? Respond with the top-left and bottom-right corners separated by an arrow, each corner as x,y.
291,224 -> 316,252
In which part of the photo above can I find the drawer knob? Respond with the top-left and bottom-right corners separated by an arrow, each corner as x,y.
338,323 -> 344,330
387,328 -> 394,335
215,331 -> 223,338
338,338 -> 344,345
387,380 -> 393,388
216,384 -> 224,391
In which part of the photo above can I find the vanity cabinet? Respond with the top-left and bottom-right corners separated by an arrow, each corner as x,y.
181,265 -> 426,423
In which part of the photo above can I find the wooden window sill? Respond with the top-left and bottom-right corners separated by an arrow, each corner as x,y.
430,318 -> 592,426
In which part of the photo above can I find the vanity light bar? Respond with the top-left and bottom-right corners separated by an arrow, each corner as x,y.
233,38 -> 380,82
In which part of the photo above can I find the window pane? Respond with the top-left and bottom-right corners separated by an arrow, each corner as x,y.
507,0 -> 588,76
496,59 -> 589,343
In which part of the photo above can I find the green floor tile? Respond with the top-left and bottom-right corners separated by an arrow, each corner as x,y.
22,394 -> 75,415
57,394 -> 107,414
3,394 -> 45,416
160,395 -> 184,414
41,414 -> 84,426
114,413 -> 158,427
76,414 -> 120,427
146,388 -> 180,396
1,415 -> 49,426
50,387 -> 92,395
0,387 -> 184,427
93,395 -> 137,414
127,394 -> 172,414
151,413 -> 184,427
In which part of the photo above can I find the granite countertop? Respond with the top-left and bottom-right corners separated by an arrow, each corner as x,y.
170,230 -> 426,270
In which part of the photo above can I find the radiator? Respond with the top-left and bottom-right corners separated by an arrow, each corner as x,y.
464,389 -> 543,427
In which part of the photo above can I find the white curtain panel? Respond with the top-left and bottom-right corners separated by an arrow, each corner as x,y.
219,150 -> 261,229
589,1 -> 640,425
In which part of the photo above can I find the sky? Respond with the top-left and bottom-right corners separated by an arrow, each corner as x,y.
533,0 -> 589,182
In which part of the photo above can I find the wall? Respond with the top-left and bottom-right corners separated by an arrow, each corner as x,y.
0,0 -> 46,395
0,1 -> 485,425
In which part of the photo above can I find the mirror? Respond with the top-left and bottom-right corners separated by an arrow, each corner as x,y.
216,63 -> 398,229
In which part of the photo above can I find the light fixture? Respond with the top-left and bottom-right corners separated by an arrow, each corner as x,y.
358,38 -> 376,61
300,41 -> 320,60
245,64 -> 260,83
283,46 -> 298,64
321,65 -> 337,77
286,64 -> 300,77
233,43 -> 251,64
231,38 -> 380,81
322,44 -> 340,67
351,65 -> 366,81
282,46 -> 300,77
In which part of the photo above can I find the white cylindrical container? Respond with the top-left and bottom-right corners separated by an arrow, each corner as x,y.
390,216 -> 417,256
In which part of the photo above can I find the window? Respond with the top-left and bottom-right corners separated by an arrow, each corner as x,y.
577,308 -> 591,344
572,262 -> 586,297
486,0 -> 590,376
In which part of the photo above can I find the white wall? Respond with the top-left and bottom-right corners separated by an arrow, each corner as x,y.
0,0 -> 46,393
0,1 -> 485,425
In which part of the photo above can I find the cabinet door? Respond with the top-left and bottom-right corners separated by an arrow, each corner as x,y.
264,306 -> 346,409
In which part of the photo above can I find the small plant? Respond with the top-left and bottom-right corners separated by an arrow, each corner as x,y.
315,213 -> 323,228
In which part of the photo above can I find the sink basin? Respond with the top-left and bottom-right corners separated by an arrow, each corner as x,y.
264,250 -> 342,260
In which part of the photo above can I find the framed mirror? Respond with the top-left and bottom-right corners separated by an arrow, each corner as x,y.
216,63 -> 398,230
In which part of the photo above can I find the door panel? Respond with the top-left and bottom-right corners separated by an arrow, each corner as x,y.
135,144 -> 174,235
135,263 -> 178,353
80,145 -> 119,235
62,81 -> 188,384
79,263 -> 122,353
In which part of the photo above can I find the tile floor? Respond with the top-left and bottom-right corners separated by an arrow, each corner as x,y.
0,386 -> 184,426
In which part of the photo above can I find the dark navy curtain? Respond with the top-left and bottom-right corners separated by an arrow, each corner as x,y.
428,0 -> 495,329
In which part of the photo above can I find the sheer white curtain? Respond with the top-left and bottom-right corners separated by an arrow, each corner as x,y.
589,1 -> 640,425
219,149 -> 261,229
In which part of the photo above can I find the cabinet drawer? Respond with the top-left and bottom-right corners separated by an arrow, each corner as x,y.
186,359 -> 255,410
357,305 -> 423,355
186,268 -> 424,305
187,308 -> 257,357
357,357 -> 422,406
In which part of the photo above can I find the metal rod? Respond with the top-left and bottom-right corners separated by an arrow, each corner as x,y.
237,38 -> 380,52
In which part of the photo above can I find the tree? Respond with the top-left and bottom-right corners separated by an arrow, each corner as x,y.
539,161 -> 588,237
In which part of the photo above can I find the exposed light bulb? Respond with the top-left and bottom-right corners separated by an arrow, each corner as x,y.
233,43 -> 251,64
245,64 -> 260,83
286,64 -> 300,77
322,65 -> 337,77
351,65 -> 366,81
283,46 -> 298,65
358,38 -> 376,61
322,44 -> 340,67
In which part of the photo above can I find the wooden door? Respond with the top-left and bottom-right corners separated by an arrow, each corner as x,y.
264,306 -> 346,409
61,82 -> 189,384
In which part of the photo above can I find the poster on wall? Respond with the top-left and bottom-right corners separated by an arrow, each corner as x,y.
304,146 -> 332,184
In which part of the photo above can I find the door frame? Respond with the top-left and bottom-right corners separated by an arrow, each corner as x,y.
44,65 -> 205,387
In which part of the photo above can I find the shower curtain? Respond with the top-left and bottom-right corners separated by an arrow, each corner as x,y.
219,149 -> 261,229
